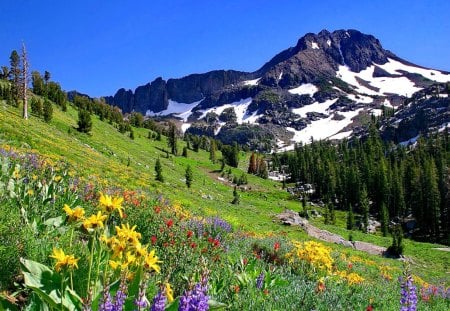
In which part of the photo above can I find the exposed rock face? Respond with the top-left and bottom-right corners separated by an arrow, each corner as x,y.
104,29 -> 398,114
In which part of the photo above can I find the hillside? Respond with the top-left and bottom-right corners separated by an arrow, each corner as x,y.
1,95 -> 450,309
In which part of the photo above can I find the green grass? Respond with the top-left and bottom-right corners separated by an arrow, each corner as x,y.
1,99 -> 449,285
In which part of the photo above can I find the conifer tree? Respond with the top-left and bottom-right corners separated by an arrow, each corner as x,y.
360,186 -> 370,232
168,122 -> 178,155
209,139 -> 217,163
155,158 -> 164,182
258,158 -> 268,179
9,50 -> 20,105
231,186 -> 240,205
185,165 -> 193,188
42,99 -> 53,123
30,97 -> 43,116
380,203 -> 389,237
77,109 -> 92,133
129,128 -> 135,140
347,206 -> 355,230
182,146 -> 188,157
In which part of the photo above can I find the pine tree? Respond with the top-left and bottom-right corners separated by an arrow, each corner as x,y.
77,109 -> 92,133
182,146 -> 188,157
156,130 -> 162,141
422,158 -> 441,239
168,122 -> 178,155
380,203 -> 389,237
185,165 -> 193,188
9,50 -> 20,105
257,158 -> 268,179
209,139 -> 217,163
360,186 -> 370,232
42,99 -> 53,123
155,158 -> 164,182
30,97 -> 43,116
388,224 -> 404,257
347,206 -> 355,230
129,128 -> 135,140
231,186 -> 240,205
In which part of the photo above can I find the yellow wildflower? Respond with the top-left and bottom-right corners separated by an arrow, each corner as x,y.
54,175 -> 62,182
109,260 -> 123,270
27,189 -> 34,196
286,241 -> 334,273
134,242 -> 147,258
143,249 -> 162,273
346,272 -> 365,285
165,283 -> 174,302
13,169 -> 20,179
49,248 -> 79,272
99,192 -> 124,218
63,204 -> 85,222
124,251 -> 136,267
115,223 -> 141,245
83,211 -> 107,231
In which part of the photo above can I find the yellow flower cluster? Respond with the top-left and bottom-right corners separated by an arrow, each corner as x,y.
99,192 -> 124,218
412,274 -> 430,288
49,248 -> 79,272
103,223 -> 161,273
379,265 -> 393,281
63,204 -> 85,222
168,202 -> 190,219
334,270 -> 365,285
286,241 -> 334,273
348,255 -> 376,267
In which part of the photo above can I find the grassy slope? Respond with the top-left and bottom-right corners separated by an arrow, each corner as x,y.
0,99 -> 448,284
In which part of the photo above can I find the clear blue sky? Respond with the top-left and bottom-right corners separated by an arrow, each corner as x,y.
1,0 -> 449,97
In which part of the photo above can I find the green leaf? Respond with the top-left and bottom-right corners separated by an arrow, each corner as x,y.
164,297 -> 180,311
208,299 -> 228,309
20,258 -> 82,311
124,266 -> 143,310
43,216 -> 64,228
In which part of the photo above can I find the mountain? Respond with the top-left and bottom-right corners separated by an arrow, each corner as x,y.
104,29 -> 450,150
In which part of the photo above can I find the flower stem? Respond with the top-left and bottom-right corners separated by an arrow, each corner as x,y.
86,234 -> 96,296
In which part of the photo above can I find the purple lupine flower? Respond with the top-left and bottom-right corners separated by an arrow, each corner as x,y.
134,280 -> 149,310
150,291 -> 166,311
179,280 -> 209,311
399,275 -> 417,311
98,287 -> 114,311
256,272 -> 265,290
113,278 -> 128,311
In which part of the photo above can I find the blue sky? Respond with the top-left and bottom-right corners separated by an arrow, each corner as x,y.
1,1 -> 449,97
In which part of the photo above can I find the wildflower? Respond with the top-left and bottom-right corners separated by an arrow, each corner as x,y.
63,204 -> 85,222
49,248 -> 79,272
54,175 -> 62,182
165,283 -> 174,303
366,305 -> 373,311
400,274 -> 417,311
179,281 -> 209,311
151,235 -> 157,244
274,242 -> 280,252
316,277 -> 326,292
98,285 -> 113,311
143,249 -> 162,273
83,211 -> 107,231
134,280 -> 148,310
99,192 -> 124,218
109,260 -> 123,270
134,242 -> 148,258
166,219 -> 173,228
113,277 -> 128,311
263,289 -> 269,295
187,230 -> 193,238
256,273 -> 265,290
115,223 -> 141,245
190,242 -> 197,248
150,291 -> 166,311
27,189 -> 34,196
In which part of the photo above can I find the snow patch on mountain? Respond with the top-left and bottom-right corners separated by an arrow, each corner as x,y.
288,83 -> 319,97
329,130 -> 353,140
311,41 -> 319,49
379,58 -> 450,83
337,65 -> 422,96
291,98 -> 338,117
199,98 -> 257,124
146,99 -> 203,121
285,108 -> 363,145
181,123 -> 192,133
243,78 -> 261,86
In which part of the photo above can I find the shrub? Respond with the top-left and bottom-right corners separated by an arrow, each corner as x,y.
77,109 -> 92,133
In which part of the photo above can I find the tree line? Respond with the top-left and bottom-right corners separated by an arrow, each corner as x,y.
273,125 -> 449,244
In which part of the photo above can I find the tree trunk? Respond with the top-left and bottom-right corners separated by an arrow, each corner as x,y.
21,43 -> 29,120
